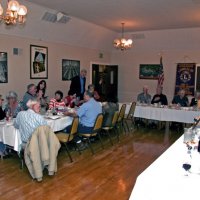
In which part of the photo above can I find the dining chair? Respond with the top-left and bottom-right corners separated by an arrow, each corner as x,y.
102,111 -> 119,145
124,102 -> 136,133
116,103 -> 126,136
56,117 -> 80,162
79,113 -> 104,155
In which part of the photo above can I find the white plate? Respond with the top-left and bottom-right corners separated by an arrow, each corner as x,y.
0,121 -> 6,125
46,115 -> 60,120
6,122 -> 13,126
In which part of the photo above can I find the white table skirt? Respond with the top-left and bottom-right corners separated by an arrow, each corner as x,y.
129,135 -> 200,200
0,116 -> 72,152
134,105 -> 200,123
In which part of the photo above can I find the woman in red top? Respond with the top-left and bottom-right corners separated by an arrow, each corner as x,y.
64,91 -> 76,108
49,90 -> 65,110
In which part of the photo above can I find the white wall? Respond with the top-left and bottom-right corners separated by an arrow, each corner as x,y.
0,34 -> 112,100
111,28 -> 200,103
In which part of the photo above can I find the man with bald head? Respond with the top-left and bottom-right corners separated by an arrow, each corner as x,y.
137,85 -> 151,104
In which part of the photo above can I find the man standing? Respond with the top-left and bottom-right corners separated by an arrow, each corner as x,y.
22,84 -> 38,110
14,99 -> 47,143
69,69 -> 87,100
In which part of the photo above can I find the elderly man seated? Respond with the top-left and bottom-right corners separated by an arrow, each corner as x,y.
172,89 -> 189,107
64,90 -> 102,147
14,99 -> 47,143
65,90 -> 102,133
14,100 -> 60,181
137,85 -> 151,104
22,84 -> 37,110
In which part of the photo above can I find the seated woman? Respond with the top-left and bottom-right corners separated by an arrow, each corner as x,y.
0,95 -> 7,158
4,91 -> 23,118
102,94 -> 118,127
88,84 -> 100,101
49,90 -> 65,110
64,91 -> 76,108
36,80 -> 47,96
190,90 -> 200,107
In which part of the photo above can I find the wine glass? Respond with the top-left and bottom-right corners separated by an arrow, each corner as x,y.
182,163 -> 191,176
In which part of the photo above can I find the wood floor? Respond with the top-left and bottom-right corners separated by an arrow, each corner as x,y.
0,125 -> 181,200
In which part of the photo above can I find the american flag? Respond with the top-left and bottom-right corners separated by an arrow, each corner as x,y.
158,56 -> 164,87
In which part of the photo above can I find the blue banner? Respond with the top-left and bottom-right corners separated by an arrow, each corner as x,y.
175,63 -> 196,95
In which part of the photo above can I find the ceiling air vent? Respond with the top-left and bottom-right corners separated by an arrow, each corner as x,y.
41,12 -> 71,24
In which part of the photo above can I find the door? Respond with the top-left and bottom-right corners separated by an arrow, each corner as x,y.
92,64 -> 118,101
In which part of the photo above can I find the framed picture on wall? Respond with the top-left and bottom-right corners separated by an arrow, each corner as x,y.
30,45 -> 48,79
139,64 -> 162,79
0,52 -> 8,83
62,59 -> 80,80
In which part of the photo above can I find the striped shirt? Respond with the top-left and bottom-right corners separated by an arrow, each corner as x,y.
14,109 -> 47,142
49,98 -> 66,109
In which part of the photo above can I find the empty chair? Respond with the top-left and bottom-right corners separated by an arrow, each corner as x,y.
56,117 -> 80,162
124,102 -> 136,132
102,111 -> 119,145
116,104 -> 126,135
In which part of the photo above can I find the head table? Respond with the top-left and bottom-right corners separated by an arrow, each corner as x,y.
0,115 -> 73,152
129,134 -> 200,200
134,105 -> 200,123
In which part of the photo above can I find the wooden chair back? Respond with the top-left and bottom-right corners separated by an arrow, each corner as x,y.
70,117 -> 79,135
126,102 -> 136,119
117,104 -> 126,122
93,113 -> 103,132
111,111 -> 119,127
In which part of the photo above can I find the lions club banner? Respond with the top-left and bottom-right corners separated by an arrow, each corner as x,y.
175,63 -> 196,95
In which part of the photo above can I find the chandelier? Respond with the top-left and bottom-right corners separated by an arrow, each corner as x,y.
113,23 -> 133,51
0,0 -> 27,25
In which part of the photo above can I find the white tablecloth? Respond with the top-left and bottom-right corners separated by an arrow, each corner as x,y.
129,135 -> 200,200
0,116 -> 72,152
134,105 -> 200,123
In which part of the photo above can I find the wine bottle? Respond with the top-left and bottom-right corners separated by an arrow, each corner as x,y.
197,140 -> 200,153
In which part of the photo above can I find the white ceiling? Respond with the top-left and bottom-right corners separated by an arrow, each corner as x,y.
27,0 -> 200,32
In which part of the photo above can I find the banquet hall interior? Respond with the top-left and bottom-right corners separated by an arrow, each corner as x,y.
1,0 -> 200,199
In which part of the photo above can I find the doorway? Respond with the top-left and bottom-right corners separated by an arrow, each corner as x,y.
92,64 -> 118,102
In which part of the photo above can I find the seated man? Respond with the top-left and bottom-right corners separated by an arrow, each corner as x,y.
190,90 -> 200,107
102,94 -> 118,127
0,94 -> 7,158
88,84 -> 100,101
151,86 -> 168,105
22,84 -> 38,110
14,100 -> 47,143
172,89 -> 189,107
64,90 -> 102,134
137,85 -> 151,104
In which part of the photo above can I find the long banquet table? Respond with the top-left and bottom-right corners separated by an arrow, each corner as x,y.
134,105 -> 200,123
0,116 -> 72,152
129,134 -> 200,200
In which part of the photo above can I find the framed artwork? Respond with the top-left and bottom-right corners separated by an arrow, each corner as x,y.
0,52 -> 8,83
30,45 -> 48,79
139,64 -> 162,79
62,59 -> 80,80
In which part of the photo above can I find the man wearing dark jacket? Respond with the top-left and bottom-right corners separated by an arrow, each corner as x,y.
69,69 -> 87,100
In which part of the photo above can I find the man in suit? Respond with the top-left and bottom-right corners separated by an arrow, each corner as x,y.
69,69 -> 87,100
